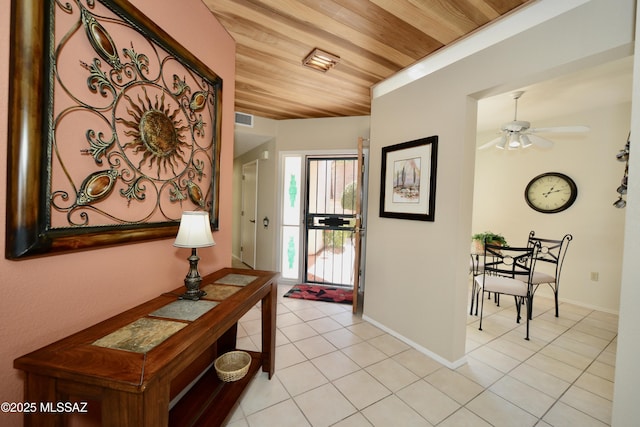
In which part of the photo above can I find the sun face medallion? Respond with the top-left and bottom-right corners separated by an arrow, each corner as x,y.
118,88 -> 191,179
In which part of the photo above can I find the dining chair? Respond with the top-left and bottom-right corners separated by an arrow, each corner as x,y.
527,231 -> 573,318
470,252 -> 501,316
469,253 -> 484,315
475,241 -> 540,340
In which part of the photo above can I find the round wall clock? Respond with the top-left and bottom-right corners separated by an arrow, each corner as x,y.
524,172 -> 578,213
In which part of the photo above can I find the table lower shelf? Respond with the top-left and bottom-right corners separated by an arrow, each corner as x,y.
169,350 -> 262,427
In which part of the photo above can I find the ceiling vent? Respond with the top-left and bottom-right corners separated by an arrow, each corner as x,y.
235,112 -> 254,127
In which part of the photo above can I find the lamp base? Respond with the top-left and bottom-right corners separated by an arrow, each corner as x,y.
178,249 -> 207,301
179,289 -> 207,301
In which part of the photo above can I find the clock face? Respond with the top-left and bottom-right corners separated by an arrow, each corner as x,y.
524,172 -> 577,213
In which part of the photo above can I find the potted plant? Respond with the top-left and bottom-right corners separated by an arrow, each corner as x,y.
471,232 -> 508,253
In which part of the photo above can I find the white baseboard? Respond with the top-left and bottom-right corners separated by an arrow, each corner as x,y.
558,297 -> 620,315
362,314 -> 467,370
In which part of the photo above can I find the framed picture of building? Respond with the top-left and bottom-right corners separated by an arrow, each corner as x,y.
379,136 -> 438,221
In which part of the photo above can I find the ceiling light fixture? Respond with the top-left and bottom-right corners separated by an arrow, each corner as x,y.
302,48 -> 340,72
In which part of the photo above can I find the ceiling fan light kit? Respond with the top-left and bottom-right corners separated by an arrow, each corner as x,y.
520,134 -> 532,148
479,91 -> 590,150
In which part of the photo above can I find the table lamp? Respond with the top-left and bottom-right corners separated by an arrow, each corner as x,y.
174,211 -> 215,300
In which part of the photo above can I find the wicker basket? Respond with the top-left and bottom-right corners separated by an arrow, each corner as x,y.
214,351 -> 251,382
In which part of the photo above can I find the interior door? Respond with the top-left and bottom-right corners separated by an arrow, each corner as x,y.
241,161 -> 258,268
304,157 -> 358,287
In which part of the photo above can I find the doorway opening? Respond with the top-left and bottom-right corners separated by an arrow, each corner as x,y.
280,149 -> 368,300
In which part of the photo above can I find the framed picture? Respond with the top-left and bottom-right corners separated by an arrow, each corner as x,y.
379,136 -> 438,221
6,0 -> 222,259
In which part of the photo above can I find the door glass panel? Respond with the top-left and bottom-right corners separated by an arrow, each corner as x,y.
283,156 -> 301,225
281,156 -> 302,279
281,225 -> 300,279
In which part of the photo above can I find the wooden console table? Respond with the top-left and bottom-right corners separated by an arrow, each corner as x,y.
14,268 -> 279,427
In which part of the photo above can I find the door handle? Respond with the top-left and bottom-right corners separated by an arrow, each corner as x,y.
318,217 -> 350,227
249,219 -> 256,223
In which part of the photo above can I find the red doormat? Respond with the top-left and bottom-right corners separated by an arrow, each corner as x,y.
284,284 -> 353,304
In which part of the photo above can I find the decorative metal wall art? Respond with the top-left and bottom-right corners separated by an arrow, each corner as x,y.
613,133 -> 630,208
6,0 -> 222,259
379,136 -> 438,221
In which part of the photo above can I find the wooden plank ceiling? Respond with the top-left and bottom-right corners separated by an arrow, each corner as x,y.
202,0 -> 532,120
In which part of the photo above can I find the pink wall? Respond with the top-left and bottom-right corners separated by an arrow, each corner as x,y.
0,1 -> 235,425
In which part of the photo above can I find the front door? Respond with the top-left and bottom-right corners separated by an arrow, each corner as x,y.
304,157 -> 358,287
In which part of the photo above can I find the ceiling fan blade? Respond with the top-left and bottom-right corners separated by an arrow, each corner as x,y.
528,134 -> 554,148
529,125 -> 590,133
478,135 -> 505,150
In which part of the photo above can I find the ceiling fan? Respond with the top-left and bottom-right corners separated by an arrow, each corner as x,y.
478,91 -> 590,150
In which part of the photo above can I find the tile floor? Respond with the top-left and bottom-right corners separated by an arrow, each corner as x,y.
225,284 -> 617,426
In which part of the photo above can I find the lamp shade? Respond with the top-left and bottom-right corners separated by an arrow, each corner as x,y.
174,211 -> 216,248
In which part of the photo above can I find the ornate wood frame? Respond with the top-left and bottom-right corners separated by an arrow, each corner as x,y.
6,0 -> 223,259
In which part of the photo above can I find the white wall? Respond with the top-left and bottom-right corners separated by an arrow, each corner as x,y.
474,103 -> 630,313
365,0 -> 635,365
612,3 -> 640,423
277,116 -> 370,151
